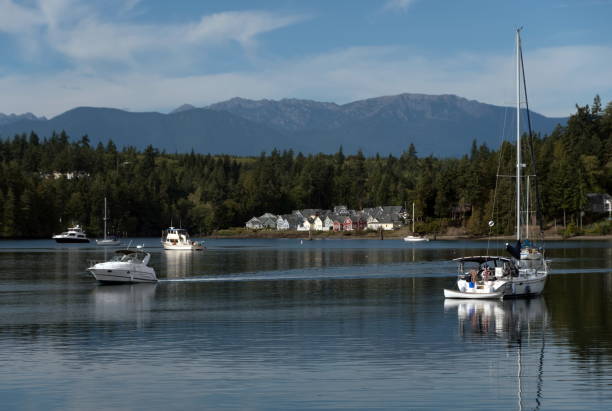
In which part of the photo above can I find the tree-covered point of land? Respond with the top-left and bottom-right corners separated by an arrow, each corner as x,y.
0,97 -> 610,238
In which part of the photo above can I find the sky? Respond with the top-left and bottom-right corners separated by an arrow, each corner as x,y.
0,0 -> 611,118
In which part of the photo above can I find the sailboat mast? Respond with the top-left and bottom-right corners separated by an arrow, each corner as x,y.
412,202 -> 415,233
103,197 -> 108,240
516,29 -> 522,241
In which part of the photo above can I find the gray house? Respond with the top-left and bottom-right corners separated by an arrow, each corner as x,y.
586,193 -> 612,214
245,217 -> 263,230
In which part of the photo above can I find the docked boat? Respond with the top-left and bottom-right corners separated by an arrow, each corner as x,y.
443,29 -> 549,299
88,248 -> 157,283
403,202 -> 429,242
161,227 -> 204,251
52,224 -> 90,243
96,197 -> 121,246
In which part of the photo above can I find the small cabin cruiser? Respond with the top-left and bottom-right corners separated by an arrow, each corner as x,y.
52,225 -> 90,243
88,248 -> 157,283
161,227 -> 204,251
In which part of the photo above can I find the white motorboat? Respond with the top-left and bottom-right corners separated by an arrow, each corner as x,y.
403,202 -> 429,242
161,227 -> 204,251
444,29 -> 549,299
52,224 -> 90,243
96,197 -> 121,246
88,248 -> 157,283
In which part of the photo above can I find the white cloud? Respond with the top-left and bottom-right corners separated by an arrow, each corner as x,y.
383,0 -> 418,12
0,0 -> 304,63
0,1 -> 610,119
0,0 -> 44,33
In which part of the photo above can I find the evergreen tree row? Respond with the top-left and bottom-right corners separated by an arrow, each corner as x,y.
0,97 -> 609,238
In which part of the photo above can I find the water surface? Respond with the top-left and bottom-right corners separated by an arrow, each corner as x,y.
0,238 -> 610,410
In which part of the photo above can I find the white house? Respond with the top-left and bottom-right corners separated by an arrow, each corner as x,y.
367,215 -> 395,231
245,217 -> 262,230
297,217 -> 313,231
323,216 -> 334,231
276,215 -> 290,230
313,216 -> 324,231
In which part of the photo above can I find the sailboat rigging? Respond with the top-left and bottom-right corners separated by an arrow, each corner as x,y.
96,197 -> 121,246
444,28 -> 550,299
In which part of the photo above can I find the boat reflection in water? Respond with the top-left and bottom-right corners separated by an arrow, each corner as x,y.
444,297 -> 548,411
91,284 -> 157,327
163,250 -> 196,279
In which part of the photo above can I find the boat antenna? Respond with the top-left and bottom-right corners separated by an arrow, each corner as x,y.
518,32 -> 545,247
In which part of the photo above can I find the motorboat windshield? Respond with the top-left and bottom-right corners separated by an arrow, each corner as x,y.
111,250 -> 148,263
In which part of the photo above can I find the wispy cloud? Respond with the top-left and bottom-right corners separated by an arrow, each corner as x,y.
383,0 -> 418,12
0,1 -> 609,119
0,0 -> 305,63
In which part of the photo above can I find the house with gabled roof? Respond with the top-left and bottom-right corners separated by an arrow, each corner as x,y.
297,217 -> 313,231
245,217 -> 263,230
323,215 -> 334,231
259,215 -> 277,229
313,215 -> 325,231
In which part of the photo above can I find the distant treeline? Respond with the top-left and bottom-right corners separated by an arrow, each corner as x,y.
0,96 -> 610,238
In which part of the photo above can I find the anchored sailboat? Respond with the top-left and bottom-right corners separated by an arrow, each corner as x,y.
96,197 -> 121,246
444,29 -> 550,299
404,202 -> 429,242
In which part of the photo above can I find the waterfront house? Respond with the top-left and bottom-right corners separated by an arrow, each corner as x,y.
259,214 -> 278,229
323,216 -> 334,231
276,215 -> 289,230
587,193 -> 612,215
297,217 -> 313,231
245,217 -> 263,230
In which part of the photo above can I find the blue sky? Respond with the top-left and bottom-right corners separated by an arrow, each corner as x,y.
1,0 -> 611,117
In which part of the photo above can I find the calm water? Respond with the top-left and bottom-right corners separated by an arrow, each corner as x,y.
1,238 -> 611,410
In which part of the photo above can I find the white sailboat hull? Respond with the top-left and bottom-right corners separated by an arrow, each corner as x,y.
403,236 -> 429,242
444,289 -> 504,299
96,239 -> 121,246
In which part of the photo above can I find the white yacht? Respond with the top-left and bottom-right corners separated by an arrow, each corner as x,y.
443,29 -> 549,299
404,202 -> 429,242
161,227 -> 204,251
88,248 -> 157,283
52,225 -> 90,243
96,197 -> 121,246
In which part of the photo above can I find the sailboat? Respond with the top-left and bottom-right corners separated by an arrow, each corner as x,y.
403,202 -> 429,242
96,197 -> 121,246
443,29 -> 549,299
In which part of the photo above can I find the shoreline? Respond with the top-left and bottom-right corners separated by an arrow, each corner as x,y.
206,230 -> 612,241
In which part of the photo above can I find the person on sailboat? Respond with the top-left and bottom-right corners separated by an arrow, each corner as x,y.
482,266 -> 491,281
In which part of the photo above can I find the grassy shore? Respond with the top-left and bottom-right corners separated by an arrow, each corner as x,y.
207,226 -> 612,240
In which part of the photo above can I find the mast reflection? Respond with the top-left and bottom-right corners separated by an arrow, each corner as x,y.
444,297 -> 549,411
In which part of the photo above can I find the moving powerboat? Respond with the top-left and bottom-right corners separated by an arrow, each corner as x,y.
96,197 -> 121,246
161,227 -> 204,251
88,248 -> 157,283
52,225 -> 90,243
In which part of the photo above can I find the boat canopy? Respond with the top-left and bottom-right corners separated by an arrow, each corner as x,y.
452,256 -> 513,264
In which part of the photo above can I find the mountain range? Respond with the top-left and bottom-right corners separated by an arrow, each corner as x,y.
0,94 -> 566,156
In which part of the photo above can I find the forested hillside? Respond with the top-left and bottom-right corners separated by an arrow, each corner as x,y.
0,97 -> 609,238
